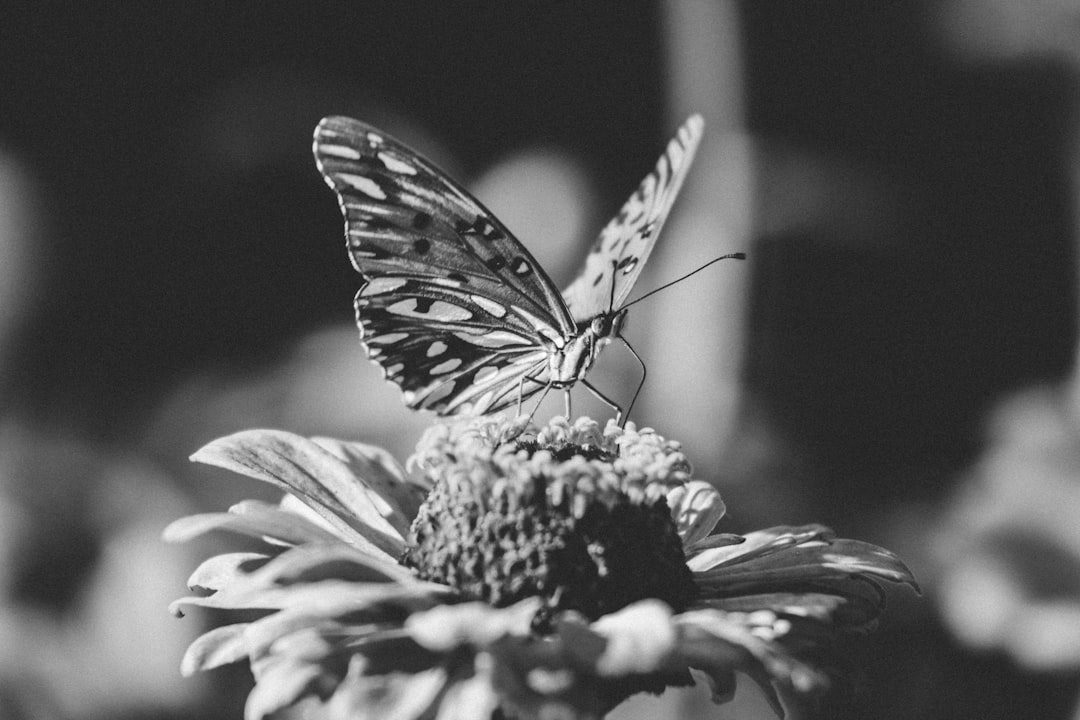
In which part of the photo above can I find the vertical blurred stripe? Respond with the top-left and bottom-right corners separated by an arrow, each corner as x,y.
645,1 -> 753,463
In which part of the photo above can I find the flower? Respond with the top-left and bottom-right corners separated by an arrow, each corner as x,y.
165,415 -> 917,720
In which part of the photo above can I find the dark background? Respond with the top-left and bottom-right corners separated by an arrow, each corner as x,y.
1,2 -> 1074,479
0,2 -> 1077,719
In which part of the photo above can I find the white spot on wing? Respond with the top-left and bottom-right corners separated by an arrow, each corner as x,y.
361,277 -> 409,296
474,366 -> 500,384
470,294 -> 508,318
422,382 -> 455,405
349,245 -> 379,258
427,341 -> 448,357
378,151 -> 417,175
366,332 -> 409,345
454,330 -> 528,348
338,173 -> 387,200
387,299 -> 473,321
320,144 -> 361,160
386,363 -> 404,376
471,390 -> 496,412
430,358 -> 463,375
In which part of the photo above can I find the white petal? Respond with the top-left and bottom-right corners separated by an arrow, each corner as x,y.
591,600 -> 676,675
667,480 -> 726,546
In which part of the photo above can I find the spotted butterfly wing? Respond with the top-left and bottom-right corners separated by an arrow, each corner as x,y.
313,115 -> 704,416
561,114 -> 704,322
314,116 -> 575,415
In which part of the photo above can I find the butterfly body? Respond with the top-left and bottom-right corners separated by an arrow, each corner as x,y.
548,310 -> 627,387
314,114 -> 706,418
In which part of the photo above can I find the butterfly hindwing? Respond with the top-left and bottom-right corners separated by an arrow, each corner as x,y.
561,114 -> 704,322
353,275 -> 551,414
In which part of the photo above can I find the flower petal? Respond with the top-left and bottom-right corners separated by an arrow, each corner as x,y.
483,619 -> 690,720
245,656 -> 328,720
687,525 -> 833,573
312,436 -> 430,534
181,623 -> 252,675
191,429 -> 407,556
676,609 -> 827,715
434,669 -> 500,720
187,552 -> 270,594
667,481 -> 726,546
694,534 -> 916,596
689,527 -> 917,638
325,664 -> 449,720
693,591 -> 850,622
589,600 -> 677,676
246,542 -> 415,586
406,599 -> 541,652
683,533 -> 745,559
342,629 -> 440,675
170,578 -> 446,616
163,502 -> 344,548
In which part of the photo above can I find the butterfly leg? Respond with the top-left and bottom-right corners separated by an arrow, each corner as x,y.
524,381 -> 555,426
618,335 -> 647,426
563,389 -> 572,419
580,379 -> 624,425
515,374 -> 528,417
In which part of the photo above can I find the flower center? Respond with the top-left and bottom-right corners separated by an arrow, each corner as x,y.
402,441 -> 698,626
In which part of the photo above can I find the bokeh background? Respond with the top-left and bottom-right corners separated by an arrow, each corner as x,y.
2,2 -> 1080,719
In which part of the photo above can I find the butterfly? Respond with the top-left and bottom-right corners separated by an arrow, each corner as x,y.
314,114 -> 735,420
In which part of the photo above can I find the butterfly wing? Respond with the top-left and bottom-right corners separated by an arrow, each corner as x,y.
314,116 -> 574,415
561,115 -> 704,322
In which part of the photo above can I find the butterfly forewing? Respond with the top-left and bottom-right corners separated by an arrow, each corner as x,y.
561,114 -> 704,322
314,116 -> 577,414
314,116 -> 574,337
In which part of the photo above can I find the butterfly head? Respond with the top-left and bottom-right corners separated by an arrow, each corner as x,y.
588,308 -> 627,344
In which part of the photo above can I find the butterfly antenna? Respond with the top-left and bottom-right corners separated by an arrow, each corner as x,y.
621,252 -> 746,310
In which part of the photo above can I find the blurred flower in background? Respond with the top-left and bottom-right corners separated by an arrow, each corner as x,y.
925,1 -> 1080,718
0,426 -> 208,719
937,387 -> 1080,673
0,151 -> 212,719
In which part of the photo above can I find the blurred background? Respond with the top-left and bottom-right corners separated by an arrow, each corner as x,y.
1,1 -> 1080,719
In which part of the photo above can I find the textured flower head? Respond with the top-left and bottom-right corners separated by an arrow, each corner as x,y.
165,416 -> 917,720
403,416 -> 698,626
